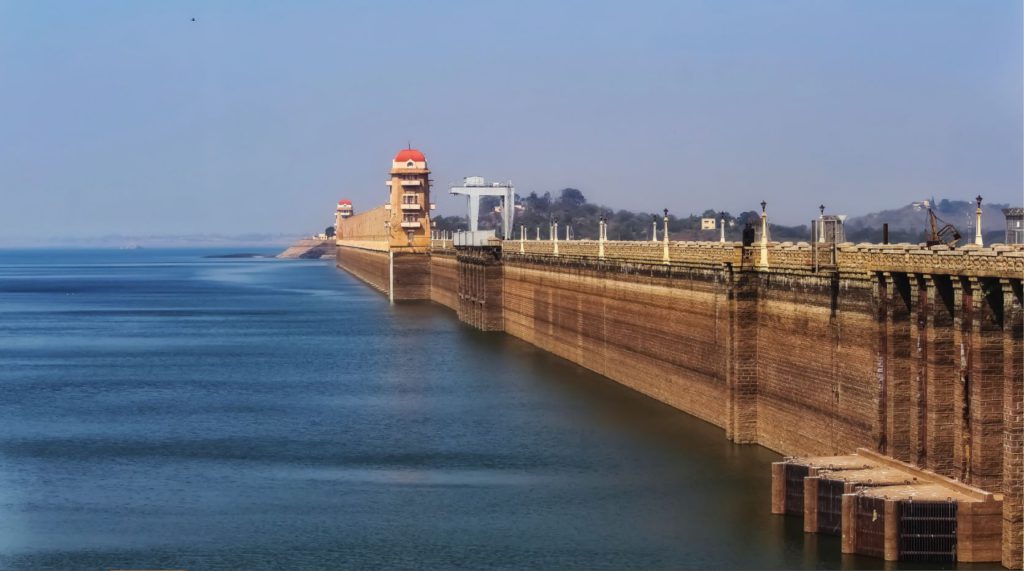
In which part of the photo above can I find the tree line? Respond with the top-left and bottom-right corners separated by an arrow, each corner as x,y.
432,188 -> 821,242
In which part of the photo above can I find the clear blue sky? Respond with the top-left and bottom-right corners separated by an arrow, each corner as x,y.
0,0 -> 1020,238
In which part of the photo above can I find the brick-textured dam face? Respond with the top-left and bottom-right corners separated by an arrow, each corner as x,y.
336,238 -> 1024,569
502,257 -> 732,431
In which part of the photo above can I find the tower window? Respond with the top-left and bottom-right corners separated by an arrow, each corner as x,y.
403,213 -> 418,223
406,161 -> 414,167
402,194 -> 418,204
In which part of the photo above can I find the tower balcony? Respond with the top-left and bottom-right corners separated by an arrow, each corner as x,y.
400,221 -> 422,229
400,203 -> 422,211
400,179 -> 422,186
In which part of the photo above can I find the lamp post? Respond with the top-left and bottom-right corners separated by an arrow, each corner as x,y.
758,201 -> 769,269
818,204 -> 825,243
974,195 -> 984,246
651,215 -> 658,242
719,211 -> 726,243
662,208 -> 670,263
552,217 -> 559,256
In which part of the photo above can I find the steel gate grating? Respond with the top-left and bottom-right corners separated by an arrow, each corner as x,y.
783,463 -> 809,516
816,478 -> 844,535
898,500 -> 957,563
855,495 -> 886,559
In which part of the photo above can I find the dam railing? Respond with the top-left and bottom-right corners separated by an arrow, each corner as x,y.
430,238 -> 1024,279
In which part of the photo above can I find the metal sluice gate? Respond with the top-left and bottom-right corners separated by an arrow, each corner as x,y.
854,495 -> 958,563
898,500 -> 957,563
783,463 -> 809,515
816,479 -> 844,535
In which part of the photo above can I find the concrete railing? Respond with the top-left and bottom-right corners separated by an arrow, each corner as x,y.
430,239 -> 455,253
454,239 -> 1024,278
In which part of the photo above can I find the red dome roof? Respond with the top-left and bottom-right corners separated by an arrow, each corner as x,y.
338,199 -> 352,205
394,148 -> 426,163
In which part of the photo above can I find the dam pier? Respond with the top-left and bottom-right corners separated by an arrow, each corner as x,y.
335,149 -> 1024,568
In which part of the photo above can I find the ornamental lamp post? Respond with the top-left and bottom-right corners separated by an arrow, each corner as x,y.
758,201 -> 769,269
975,195 -> 984,246
818,204 -> 825,243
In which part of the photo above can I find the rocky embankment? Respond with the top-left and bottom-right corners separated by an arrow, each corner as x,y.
277,238 -> 336,259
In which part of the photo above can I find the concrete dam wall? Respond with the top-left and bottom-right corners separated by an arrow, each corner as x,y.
338,237 -> 1023,568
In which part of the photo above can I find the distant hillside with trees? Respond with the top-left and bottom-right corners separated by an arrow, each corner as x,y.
431,189 -> 1012,245
433,188 -> 798,241
844,198 -> 1008,244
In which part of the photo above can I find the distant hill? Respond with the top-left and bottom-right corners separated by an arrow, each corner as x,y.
846,199 -> 1009,234
432,190 -> 1017,245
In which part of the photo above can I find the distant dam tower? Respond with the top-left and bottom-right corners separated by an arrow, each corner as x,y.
335,199 -> 353,230
334,148 -> 434,301
337,199 -> 353,219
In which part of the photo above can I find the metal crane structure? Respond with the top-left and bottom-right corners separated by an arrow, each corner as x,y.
449,176 -> 516,246
924,200 -> 962,248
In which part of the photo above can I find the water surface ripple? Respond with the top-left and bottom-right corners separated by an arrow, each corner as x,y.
0,249 -> 981,570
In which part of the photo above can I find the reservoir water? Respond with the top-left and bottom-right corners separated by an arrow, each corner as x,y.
0,249 -> 982,570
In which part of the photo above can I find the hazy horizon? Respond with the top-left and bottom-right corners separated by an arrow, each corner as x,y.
1,1 -> 1021,238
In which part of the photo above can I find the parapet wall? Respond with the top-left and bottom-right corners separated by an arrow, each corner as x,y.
337,205 -> 388,242
500,238 -> 1024,278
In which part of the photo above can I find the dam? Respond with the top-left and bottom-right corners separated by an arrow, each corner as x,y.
336,149 -> 1024,568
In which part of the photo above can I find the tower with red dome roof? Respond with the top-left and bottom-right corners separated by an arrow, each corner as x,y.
386,147 -> 432,249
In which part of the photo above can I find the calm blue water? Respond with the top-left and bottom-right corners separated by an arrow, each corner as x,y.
0,249 -> 980,570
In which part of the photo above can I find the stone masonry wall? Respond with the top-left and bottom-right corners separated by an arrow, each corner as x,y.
754,271 -> 879,457
1003,279 -> 1024,568
391,253 -> 430,301
429,251 -> 459,311
336,245 -> 389,295
501,257 -> 730,428
456,247 -> 504,331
